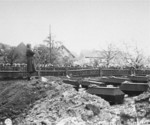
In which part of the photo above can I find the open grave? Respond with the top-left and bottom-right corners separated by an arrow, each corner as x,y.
63,75 -> 150,104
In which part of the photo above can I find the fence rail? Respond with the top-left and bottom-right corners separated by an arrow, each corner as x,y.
0,65 -> 93,71
0,65 -> 150,79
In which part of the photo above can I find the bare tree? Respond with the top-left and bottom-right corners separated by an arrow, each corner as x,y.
44,31 -> 63,65
0,44 -> 7,63
61,56 -> 74,67
34,43 -> 62,66
34,45 -> 50,66
4,47 -> 19,65
101,44 -> 118,68
122,45 -> 145,69
145,56 -> 150,68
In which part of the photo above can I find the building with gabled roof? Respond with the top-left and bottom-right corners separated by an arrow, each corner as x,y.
13,42 -> 27,63
58,45 -> 75,58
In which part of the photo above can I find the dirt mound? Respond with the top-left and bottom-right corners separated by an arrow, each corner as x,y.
14,77 -> 122,125
14,77 -> 139,125
0,78 -> 51,122
134,90 -> 150,124
1,76 -> 147,125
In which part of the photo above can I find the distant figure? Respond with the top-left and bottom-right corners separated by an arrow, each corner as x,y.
130,66 -> 135,76
26,44 -> 36,80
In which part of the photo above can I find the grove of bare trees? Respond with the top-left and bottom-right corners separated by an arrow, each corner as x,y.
0,41 -> 150,69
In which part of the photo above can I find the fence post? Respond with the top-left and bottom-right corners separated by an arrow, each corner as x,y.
130,67 -> 135,76
65,67 -> 68,76
99,67 -> 103,77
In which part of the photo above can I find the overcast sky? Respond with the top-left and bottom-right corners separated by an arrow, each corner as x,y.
0,0 -> 149,55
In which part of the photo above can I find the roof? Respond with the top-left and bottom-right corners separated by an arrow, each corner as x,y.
14,42 -> 26,55
59,45 -> 75,58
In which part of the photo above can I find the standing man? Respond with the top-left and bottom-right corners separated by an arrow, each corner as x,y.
26,44 -> 36,80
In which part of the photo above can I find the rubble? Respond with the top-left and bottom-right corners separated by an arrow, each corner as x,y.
109,97 -> 138,125
15,77 -> 114,124
0,80 -> 46,121
134,90 -> 150,124
0,76 -> 150,124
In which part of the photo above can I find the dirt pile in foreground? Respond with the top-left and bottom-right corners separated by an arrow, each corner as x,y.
134,90 -> 150,124
15,77 -> 114,125
1,76 -> 150,125
0,79 -> 49,122
15,76 -> 139,125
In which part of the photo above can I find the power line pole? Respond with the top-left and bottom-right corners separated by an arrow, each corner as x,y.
48,25 -> 52,64
44,25 -> 53,65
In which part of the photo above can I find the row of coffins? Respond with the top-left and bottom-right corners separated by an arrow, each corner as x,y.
94,76 -> 149,95
63,75 -> 150,104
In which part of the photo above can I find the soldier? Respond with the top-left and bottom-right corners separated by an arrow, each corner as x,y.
26,44 -> 36,80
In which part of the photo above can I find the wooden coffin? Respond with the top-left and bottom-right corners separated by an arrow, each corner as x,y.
120,81 -> 149,95
81,80 -> 105,87
87,87 -> 125,104
63,79 -> 79,86
98,76 -> 130,86
128,75 -> 149,83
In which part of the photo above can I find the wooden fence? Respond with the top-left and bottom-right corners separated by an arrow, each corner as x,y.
68,69 -> 150,77
0,65 -> 92,71
0,65 -> 150,79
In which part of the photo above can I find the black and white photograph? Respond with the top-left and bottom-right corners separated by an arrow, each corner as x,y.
0,0 -> 149,124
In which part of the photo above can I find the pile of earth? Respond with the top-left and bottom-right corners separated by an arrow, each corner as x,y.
0,78 -> 49,122
0,76 -> 149,125
15,76 -> 139,125
134,89 -> 150,124
15,77 -> 113,125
